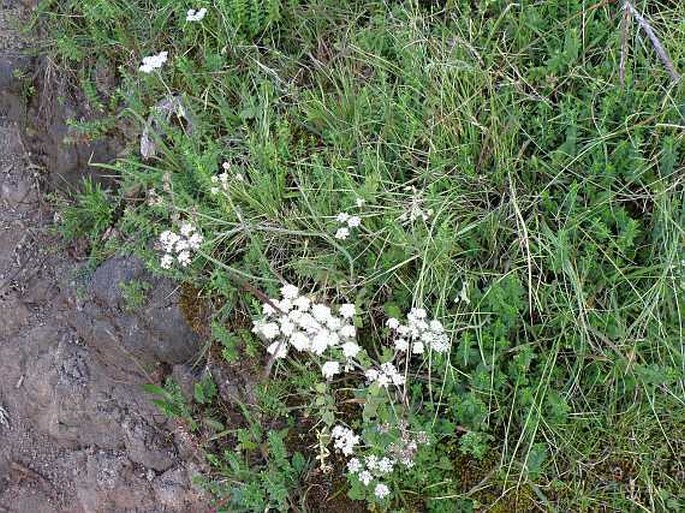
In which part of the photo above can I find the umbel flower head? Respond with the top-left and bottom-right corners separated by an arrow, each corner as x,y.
386,307 -> 451,355
159,222 -> 203,269
139,51 -> 168,73
251,285 -> 361,375
186,7 -> 207,22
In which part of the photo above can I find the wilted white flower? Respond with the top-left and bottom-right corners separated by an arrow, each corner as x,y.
139,51 -> 168,73
335,227 -> 350,240
339,303 -> 356,319
186,7 -> 207,22
374,483 -> 390,499
321,361 -> 340,380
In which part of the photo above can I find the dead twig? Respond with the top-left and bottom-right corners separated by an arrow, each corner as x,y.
619,3 -> 631,85
623,0 -> 681,82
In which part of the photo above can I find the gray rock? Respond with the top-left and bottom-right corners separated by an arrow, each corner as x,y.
72,255 -> 202,368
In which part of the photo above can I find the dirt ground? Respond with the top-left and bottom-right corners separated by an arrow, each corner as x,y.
0,4 -> 210,512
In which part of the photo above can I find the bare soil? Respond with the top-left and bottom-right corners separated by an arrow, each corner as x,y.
0,4 -> 210,512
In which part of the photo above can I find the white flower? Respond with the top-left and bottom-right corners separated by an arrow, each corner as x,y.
377,374 -> 390,387
177,250 -> 192,267
412,341 -> 425,354
258,322 -> 280,340
175,238 -> 189,252
374,483 -> 390,499
180,222 -> 195,237
409,307 -> 427,320
356,197 -> 365,207
339,303 -> 356,318
310,330 -> 330,355
331,425 -> 359,456
347,215 -> 361,228
394,338 -> 408,352
341,341 -> 360,359
188,232 -> 203,250
321,361 -> 340,380
290,331 -> 310,352
386,318 -> 400,330
367,362 -> 404,388
279,320 -> 295,337
365,369 -> 379,382
339,324 -> 356,339
139,51 -> 168,73
326,316 -> 342,331
365,455 -> 378,471
263,302 -> 276,316
222,161 -> 231,170
376,457 -> 394,474
336,212 -> 350,223
335,227 -> 350,240
390,372 -> 405,386
311,304 -> 332,323
429,319 -> 444,332
347,458 -> 362,473
266,341 -> 287,359
293,295 -> 311,310
281,284 -> 299,300
160,254 -> 174,269
186,7 -> 207,22
159,230 -> 179,252
359,470 -> 373,486
455,281 -> 470,304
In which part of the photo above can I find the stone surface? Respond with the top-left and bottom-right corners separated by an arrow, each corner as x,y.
0,4 -> 209,512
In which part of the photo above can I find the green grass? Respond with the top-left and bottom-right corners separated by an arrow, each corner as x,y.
37,0 -> 684,511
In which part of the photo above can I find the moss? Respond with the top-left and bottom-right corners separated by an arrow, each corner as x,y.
178,283 -> 211,338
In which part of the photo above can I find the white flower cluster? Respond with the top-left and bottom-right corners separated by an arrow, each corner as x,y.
210,162 -> 244,194
340,422 -> 429,501
334,212 -> 362,240
251,285 -> 360,379
331,425 -> 360,456
139,51 -> 168,73
386,308 -> 450,355
159,222 -> 203,269
364,362 -> 404,388
399,186 -> 433,224
346,454 -> 398,499
186,7 -> 207,22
